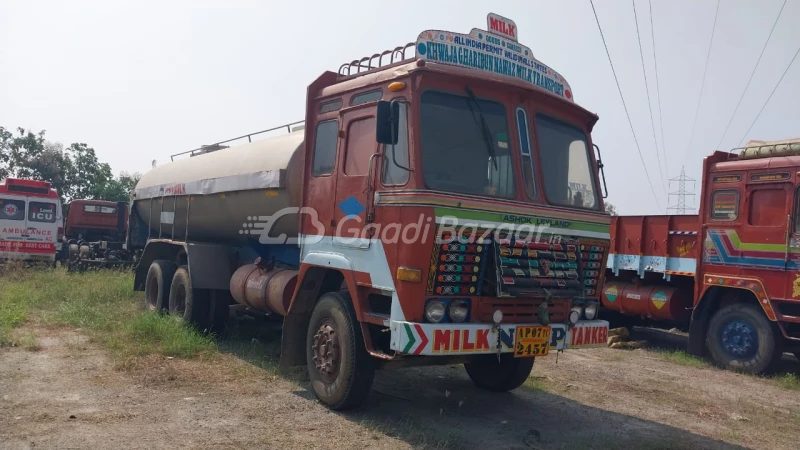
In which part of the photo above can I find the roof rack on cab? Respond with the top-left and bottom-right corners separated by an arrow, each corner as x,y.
731,138 -> 800,160
337,42 -> 417,79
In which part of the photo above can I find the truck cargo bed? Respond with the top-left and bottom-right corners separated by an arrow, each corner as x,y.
606,215 -> 700,279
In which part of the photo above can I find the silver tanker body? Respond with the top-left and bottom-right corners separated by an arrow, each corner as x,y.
132,131 -> 305,245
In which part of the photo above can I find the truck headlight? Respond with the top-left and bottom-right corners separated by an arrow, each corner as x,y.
425,300 -> 446,323
584,302 -> 599,320
448,299 -> 469,323
568,309 -> 581,325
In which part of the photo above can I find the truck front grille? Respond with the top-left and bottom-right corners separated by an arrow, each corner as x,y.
425,228 -> 608,301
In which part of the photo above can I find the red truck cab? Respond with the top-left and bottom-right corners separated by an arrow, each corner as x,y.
605,139 -> 800,373
63,199 -> 128,242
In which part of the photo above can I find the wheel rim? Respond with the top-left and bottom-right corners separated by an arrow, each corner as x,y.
720,319 -> 758,359
146,274 -> 159,310
311,318 -> 341,383
173,285 -> 187,316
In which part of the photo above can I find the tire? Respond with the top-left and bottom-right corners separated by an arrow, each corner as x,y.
168,266 -> 210,329
144,260 -> 177,312
706,303 -> 782,374
464,355 -> 535,392
306,291 -> 375,410
207,290 -> 230,336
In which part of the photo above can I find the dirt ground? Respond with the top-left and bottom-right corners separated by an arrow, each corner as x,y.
1,323 -> 799,450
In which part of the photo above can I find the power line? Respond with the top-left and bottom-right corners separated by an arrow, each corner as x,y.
649,0 -> 669,179
590,0 -> 662,210
737,44 -> 800,147
633,0 -> 667,196
682,0 -> 721,165
716,0 -> 787,150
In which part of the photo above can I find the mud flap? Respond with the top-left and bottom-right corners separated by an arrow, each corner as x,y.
280,312 -> 311,368
688,311 -> 709,357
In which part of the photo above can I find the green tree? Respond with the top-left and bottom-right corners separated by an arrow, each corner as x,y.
8,128 -> 75,200
95,171 -> 141,202
0,126 -> 12,179
67,142 -> 114,200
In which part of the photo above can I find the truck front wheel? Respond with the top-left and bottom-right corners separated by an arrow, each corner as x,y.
145,260 -> 177,312
168,266 -> 210,329
706,303 -> 781,374
306,291 -> 375,410
464,355 -> 534,392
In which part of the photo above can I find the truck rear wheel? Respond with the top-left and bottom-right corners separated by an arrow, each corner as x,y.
706,303 -> 781,374
168,266 -> 210,329
306,291 -> 375,410
464,355 -> 534,392
145,260 -> 177,312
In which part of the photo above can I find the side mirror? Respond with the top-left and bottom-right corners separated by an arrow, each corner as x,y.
376,100 -> 399,145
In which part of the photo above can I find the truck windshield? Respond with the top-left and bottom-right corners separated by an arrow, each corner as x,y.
535,114 -> 598,209
420,90 -> 515,197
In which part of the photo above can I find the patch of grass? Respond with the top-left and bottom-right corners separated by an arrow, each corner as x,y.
126,313 -> 216,359
15,330 -> 41,351
775,373 -> 800,391
0,279 -> 33,346
652,349 -> 709,369
0,267 -> 215,361
523,375 -> 549,392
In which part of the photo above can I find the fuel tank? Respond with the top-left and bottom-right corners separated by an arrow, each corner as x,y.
132,131 -> 305,245
229,260 -> 298,316
600,281 -> 692,322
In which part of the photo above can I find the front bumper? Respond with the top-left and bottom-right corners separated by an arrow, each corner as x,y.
390,320 -> 609,356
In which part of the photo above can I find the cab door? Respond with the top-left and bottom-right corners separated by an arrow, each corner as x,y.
786,184 -> 800,297
332,105 -> 379,250
740,177 -> 792,299
0,194 -> 28,259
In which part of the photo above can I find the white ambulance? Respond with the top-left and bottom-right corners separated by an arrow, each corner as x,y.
0,178 -> 63,263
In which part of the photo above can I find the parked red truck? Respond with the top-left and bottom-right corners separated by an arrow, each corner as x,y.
60,199 -> 134,270
604,138 -> 800,373
130,13 -> 612,410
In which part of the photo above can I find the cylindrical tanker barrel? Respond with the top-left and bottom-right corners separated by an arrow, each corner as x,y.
131,131 -> 305,245
601,281 -> 692,322
229,262 -> 298,316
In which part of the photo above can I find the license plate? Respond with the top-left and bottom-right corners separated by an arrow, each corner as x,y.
514,326 -> 551,358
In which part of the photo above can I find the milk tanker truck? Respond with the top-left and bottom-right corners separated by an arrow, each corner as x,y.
129,13 -> 612,410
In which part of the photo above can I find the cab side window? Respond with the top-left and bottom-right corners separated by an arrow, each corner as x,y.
344,117 -> 376,176
312,120 -> 339,176
710,189 -> 739,221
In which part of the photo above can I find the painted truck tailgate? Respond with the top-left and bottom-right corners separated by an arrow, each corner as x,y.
606,215 -> 700,278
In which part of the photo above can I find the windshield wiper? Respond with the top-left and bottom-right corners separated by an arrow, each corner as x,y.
464,86 -> 498,170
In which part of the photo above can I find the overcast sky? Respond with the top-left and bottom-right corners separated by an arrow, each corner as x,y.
1,0 -> 798,215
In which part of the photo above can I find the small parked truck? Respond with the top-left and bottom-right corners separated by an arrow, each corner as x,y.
131,13 -> 612,409
61,199 -> 133,270
605,138 -> 800,373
